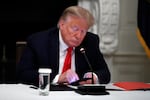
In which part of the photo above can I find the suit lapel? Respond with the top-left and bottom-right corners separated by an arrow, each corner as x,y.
47,28 -> 59,74
75,46 -> 87,78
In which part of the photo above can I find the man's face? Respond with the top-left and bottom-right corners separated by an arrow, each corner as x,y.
59,16 -> 89,47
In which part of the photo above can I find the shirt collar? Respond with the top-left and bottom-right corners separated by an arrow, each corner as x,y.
59,30 -> 68,52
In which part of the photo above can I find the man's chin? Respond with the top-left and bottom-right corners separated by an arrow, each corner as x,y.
69,42 -> 81,47
72,44 -> 80,47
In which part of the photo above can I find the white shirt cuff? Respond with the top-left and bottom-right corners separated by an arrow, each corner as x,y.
83,72 -> 99,84
52,74 -> 60,84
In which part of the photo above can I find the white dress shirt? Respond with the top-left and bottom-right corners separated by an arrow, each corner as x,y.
52,31 -> 75,83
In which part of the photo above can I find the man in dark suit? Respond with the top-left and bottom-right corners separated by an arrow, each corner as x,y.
17,6 -> 110,86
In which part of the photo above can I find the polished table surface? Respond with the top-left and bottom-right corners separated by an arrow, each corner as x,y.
0,84 -> 150,100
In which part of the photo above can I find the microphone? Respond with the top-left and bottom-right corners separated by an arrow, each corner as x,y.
80,48 -> 94,84
75,47 -> 109,95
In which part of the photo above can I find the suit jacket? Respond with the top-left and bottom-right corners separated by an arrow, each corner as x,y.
17,27 -> 110,86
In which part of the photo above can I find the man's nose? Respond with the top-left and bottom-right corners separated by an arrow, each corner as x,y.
74,32 -> 82,40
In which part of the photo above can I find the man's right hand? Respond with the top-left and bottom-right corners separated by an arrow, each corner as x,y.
58,69 -> 79,84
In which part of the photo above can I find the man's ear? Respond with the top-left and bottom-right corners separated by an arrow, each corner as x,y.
59,20 -> 65,29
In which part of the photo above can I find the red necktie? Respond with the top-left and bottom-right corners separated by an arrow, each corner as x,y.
62,47 -> 73,74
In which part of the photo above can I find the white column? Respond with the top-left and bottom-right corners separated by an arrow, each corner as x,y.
78,0 -> 119,54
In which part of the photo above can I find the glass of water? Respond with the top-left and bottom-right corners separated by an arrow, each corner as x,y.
38,68 -> 52,96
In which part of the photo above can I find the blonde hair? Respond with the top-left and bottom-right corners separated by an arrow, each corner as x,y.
58,6 -> 95,28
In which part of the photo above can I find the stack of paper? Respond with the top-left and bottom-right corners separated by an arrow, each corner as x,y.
113,81 -> 150,91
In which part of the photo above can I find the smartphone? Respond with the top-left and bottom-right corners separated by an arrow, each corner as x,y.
70,78 -> 91,86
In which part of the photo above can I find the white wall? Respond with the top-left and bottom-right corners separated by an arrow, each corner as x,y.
105,0 -> 150,83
